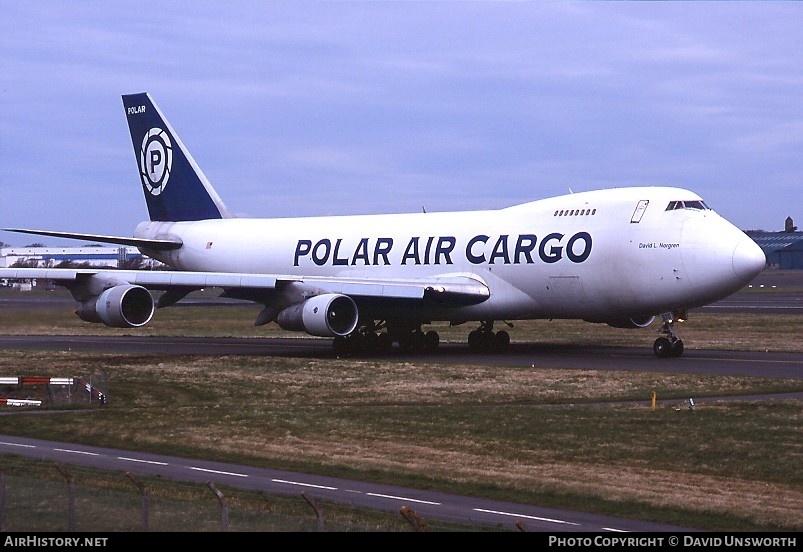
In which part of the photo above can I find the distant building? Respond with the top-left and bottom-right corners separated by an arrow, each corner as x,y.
746,230 -> 803,270
0,246 -> 161,270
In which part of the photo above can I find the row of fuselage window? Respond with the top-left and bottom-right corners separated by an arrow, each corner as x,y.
553,208 -> 597,217
551,200 -> 708,218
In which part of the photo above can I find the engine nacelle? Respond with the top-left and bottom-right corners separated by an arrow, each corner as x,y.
75,285 -> 155,328
605,315 -> 656,329
276,293 -> 359,337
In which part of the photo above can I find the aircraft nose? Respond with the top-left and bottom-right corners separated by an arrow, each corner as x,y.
732,237 -> 765,283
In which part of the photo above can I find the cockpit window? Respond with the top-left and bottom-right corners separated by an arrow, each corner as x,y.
684,200 -> 708,210
666,200 -> 710,211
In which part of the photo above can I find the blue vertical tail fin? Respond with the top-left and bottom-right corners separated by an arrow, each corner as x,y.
122,93 -> 233,222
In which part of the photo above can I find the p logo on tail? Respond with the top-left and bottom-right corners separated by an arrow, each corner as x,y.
122,93 -> 233,222
140,127 -> 173,196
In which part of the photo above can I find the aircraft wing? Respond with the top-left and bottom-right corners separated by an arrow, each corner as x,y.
0,268 -> 490,307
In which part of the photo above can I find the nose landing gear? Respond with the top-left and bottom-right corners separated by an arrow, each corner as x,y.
654,312 -> 684,358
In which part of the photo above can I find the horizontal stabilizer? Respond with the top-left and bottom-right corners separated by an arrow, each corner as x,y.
3,228 -> 183,251
0,267 -> 278,290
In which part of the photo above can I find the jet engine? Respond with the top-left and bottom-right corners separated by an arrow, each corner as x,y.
276,293 -> 359,337
605,315 -> 656,329
75,284 -> 155,328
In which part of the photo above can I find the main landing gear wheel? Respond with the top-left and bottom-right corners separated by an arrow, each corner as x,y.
333,321 -> 440,356
467,321 -> 510,353
333,331 -> 393,356
398,328 -> 440,353
653,313 -> 684,358
332,321 -> 391,357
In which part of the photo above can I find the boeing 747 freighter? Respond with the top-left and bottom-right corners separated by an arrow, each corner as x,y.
1,93 -> 766,357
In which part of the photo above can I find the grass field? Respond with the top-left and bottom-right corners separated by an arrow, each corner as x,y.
0,286 -> 801,531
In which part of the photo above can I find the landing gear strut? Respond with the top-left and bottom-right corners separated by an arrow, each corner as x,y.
653,312 -> 684,358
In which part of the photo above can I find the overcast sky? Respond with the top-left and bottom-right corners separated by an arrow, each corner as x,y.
1,1 -> 801,247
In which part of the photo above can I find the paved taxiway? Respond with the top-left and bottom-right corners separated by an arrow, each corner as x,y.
1,335 -> 801,379
0,434 -> 692,532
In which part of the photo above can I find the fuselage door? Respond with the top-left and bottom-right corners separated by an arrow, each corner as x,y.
631,200 -> 649,223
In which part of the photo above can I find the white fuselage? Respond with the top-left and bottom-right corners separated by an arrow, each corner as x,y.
134,187 -> 765,323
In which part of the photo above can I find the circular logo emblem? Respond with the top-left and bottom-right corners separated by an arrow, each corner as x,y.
139,128 -> 173,196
